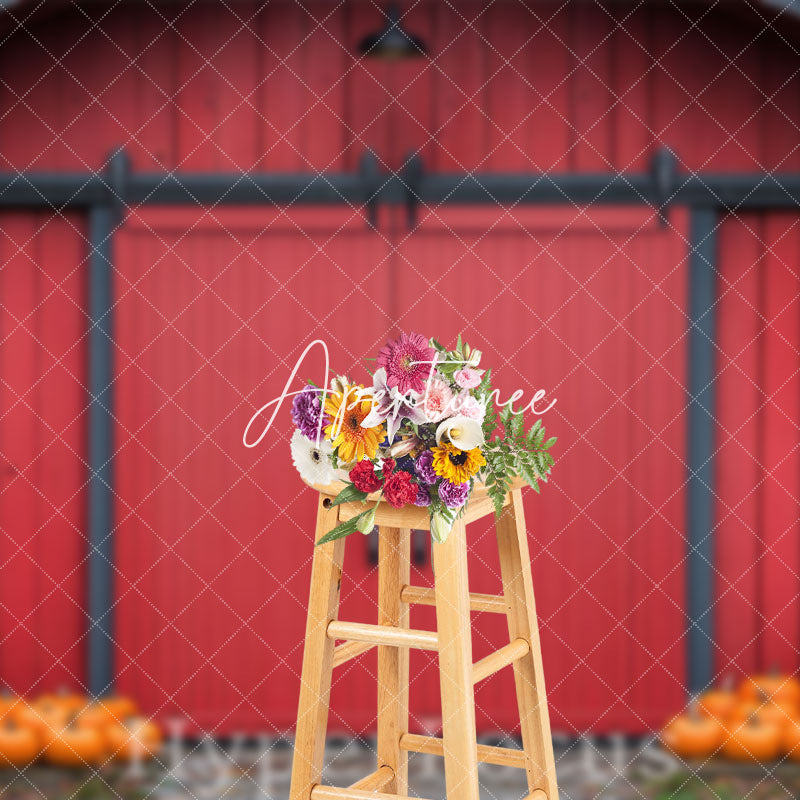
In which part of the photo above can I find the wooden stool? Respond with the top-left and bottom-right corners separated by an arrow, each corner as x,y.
289,478 -> 559,800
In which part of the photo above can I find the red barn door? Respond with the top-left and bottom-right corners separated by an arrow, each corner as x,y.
0,213 -> 87,693
112,202 -> 689,737
715,212 -> 800,680
112,206 -> 395,734
391,206 -> 689,735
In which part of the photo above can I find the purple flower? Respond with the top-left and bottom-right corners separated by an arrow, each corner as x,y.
291,386 -> 329,441
438,479 -> 469,509
414,450 -> 437,485
414,485 -> 432,507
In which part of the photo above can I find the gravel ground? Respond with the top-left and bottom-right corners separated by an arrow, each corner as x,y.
2,737 -> 800,800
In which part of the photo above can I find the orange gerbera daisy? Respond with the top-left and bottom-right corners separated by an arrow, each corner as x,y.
324,385 -> 384,463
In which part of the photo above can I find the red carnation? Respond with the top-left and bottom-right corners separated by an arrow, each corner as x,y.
381,458 -> 396,478
349,460 -> 383,493
383,471 -> 418,509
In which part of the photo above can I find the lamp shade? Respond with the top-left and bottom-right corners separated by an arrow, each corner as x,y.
358,5 -> 427,59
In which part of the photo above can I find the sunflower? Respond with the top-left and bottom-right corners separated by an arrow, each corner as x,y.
431,442 -> 486,484
324,385 -> 385,463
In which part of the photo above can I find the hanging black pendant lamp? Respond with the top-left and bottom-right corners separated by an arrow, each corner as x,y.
358,4 -> 427,59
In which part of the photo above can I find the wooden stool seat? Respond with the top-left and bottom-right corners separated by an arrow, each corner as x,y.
289,479 -> 559,800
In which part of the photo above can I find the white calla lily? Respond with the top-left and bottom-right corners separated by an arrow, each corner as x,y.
435,415 -> 484,450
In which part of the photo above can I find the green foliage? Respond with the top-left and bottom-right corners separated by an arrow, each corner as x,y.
649,774 -> 737,800
329,484 -> 368,506
316,509 -> 374,545
480,377 -> 556,517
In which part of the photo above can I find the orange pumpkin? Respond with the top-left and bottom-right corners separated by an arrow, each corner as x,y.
14,700 -> 69,738
75,702 -> 114,732
730,694 -> 796,732
739,670 -> 800,707
782,718 -> 800,760
76,697 -> 139,731
661,705 -> 723,759
98,695 -> 138,722
44,721 -> 106,768
722,715 -> 783,761
38,689 -> 87,716
0,691 -> 25,723
105,717 -> 161,762
698,678 -> 738,723
0,722 -> 40,768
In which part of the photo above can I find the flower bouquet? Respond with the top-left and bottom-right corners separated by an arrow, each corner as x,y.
289,333 -> 556,544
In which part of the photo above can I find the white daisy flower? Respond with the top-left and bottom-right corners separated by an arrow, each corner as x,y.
290,429 -> 336,485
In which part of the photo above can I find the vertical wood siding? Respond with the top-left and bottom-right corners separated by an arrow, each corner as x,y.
110,205 -> 689,735
715,213 -> 800,679
0,213 -> 87,693
1,3 -> 798,174
0,0 -> 797,735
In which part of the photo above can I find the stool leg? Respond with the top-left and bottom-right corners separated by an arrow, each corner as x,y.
496,489 -> 559,800
289,498 -> 346,800
433,518 -> 479,800
377,526 -> 411,794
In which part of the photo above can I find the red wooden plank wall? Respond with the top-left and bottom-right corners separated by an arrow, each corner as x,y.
715,213 -> 800,681
0,213 -> 87,694
109,205 -> 689,736
0,0 -> 798,735
1,2 -> 799,174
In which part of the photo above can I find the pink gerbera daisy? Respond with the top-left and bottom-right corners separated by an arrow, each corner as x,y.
376,332 -> 436,395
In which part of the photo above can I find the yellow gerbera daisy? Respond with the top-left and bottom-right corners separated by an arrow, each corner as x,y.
431,443 -> 486,484
324,385 -> 384,463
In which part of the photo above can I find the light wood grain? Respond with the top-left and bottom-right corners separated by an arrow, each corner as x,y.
526,791 -> 548,800
463,492 -> 510,523
400,585 -> 507,614
332,640 -> 375,669
312,786 -> 432,800
377,527 -> 411,794
306,475 -> 527,500
496,489 -> 559,800
289,499 -> 346,800
311,476 -> 525,529
472,637 -> 530,684
348,766 -> 394,791
327,620 -> 438,651
399,733 -> 527,769
292,479 -> 558,800
432,518 -> 480,800
337,501 -> 430,529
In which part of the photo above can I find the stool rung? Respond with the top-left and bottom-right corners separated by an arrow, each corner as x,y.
313,788 -> 429,800
348,766 -> 394,791
400,585 -> 507,614
332,640 -> 375,668
399,733 -> 527,769
327,620 -> 438,651
472,637 -> 530,683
